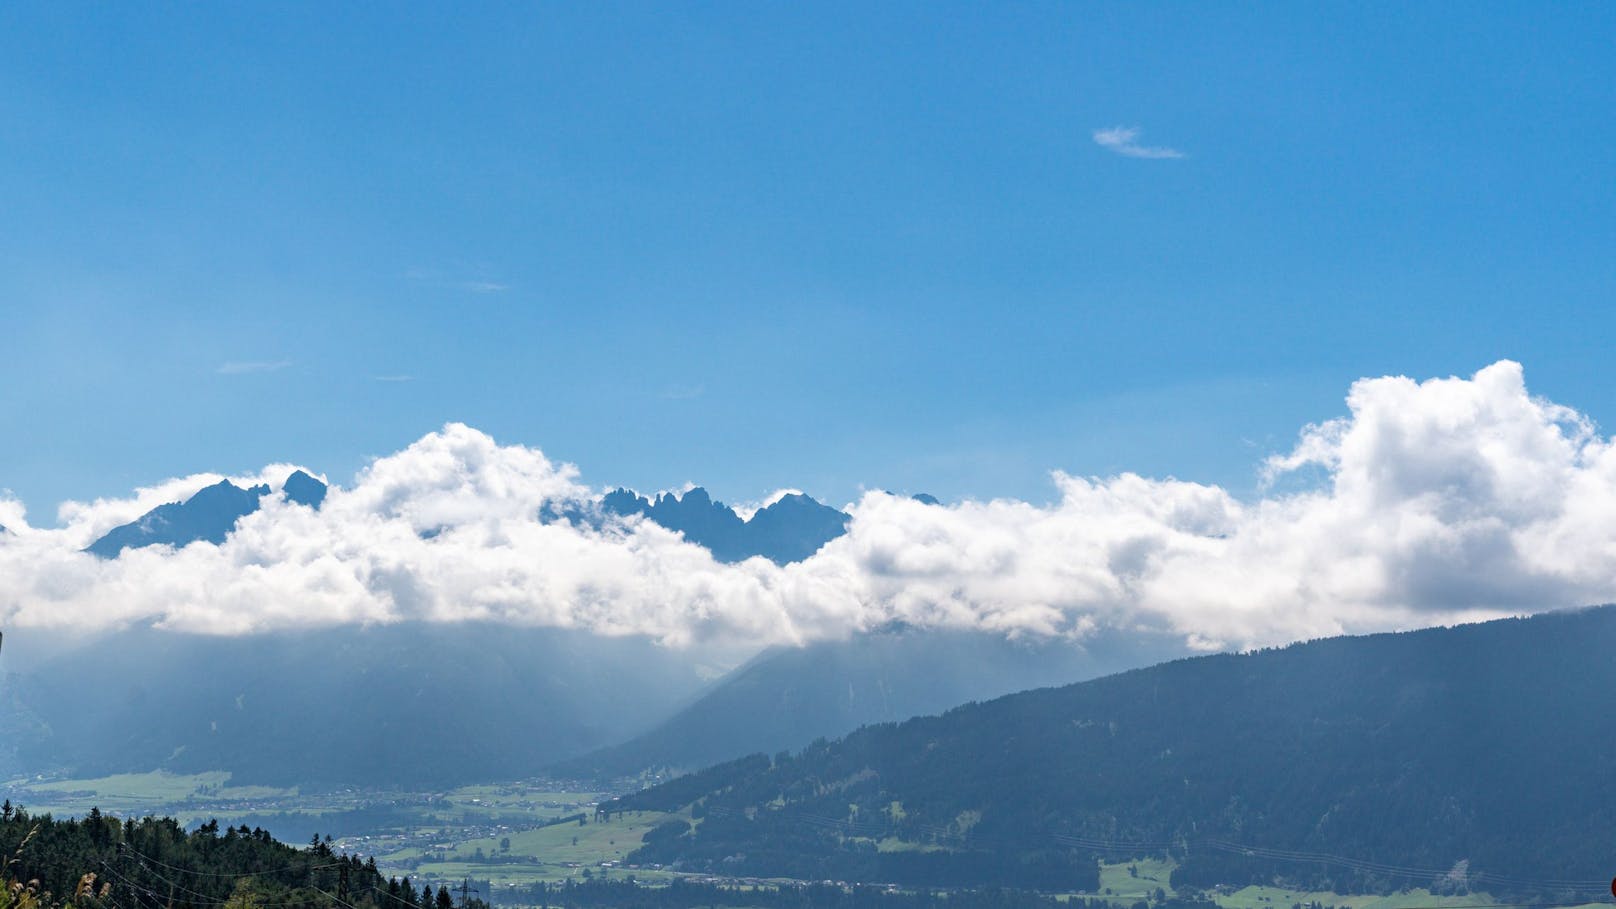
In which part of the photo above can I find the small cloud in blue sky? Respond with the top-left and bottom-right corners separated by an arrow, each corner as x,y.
373,375 -> 414,383
1093,126 -> 1185,159
217,360 -> 293,375
404,267 -> 508,295
660,384 -> 706,401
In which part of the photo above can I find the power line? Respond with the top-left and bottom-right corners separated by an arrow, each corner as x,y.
118,843 -> 346,879
370,883 -> 427,909
103,849 -> 362,909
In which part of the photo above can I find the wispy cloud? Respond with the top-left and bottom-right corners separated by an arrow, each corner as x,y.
217,360 -> 293,375
660,384 -> 705,401
1093,126 -> 1185,160
404,267 -> 510,296
373,375 -> 414,383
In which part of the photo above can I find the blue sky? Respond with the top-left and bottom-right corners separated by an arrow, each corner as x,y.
2,3 -> 1613,518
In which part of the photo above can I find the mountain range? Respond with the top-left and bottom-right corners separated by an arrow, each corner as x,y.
600,487 -> 851,564
16,471 -> 1135,790
29,463 -> 1616,899
82,474 -> 851,566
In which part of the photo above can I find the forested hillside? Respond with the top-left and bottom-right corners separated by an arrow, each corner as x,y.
0,806 -> 451,909
610,606 -> 1616,897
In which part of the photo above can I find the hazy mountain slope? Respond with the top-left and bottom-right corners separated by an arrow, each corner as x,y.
86,471 -> 327,558
560,627 -> 1187,779
3,623 -> 714,787
600,487 -> 849,564
612,606 -> 1616,893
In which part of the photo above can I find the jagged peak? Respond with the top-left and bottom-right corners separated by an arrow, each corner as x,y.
87,477 -> 273,559
599,484 -> 850,565
677,486 -> 714,506
282,469 -> 327,509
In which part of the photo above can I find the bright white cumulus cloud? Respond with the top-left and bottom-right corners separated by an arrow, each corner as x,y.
2,361 -> 1613,650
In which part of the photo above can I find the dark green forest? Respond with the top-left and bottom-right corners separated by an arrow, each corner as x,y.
0,806 -> 467,909
612,606 -> 1616,898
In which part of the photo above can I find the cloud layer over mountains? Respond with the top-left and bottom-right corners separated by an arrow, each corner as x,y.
2,361 -> 1613,650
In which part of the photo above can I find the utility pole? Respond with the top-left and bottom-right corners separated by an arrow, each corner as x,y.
455,878 -> 480,909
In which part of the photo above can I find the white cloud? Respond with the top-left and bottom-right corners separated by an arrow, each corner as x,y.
1,362 -> 1612,651
218,360 -> 293,375
660,384 -> 706,401
404,267 -> 509,295
1093,126 -> 1185,160
0,496 -> 27,533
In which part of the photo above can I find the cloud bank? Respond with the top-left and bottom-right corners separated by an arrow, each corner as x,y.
2,362 -> 1612,650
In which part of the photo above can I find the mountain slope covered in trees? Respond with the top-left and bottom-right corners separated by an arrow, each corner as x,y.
610,606 -> 1616,896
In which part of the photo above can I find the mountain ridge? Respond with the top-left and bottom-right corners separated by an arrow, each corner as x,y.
85,472 -> 861,567
86,472 -> 328,558
558,626 -> 1186,779
599,486 -> 851,564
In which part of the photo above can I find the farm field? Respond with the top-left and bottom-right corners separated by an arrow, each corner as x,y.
442,808 -> 684,864
367,799 -> 691,887
2,770 -> 300,822
0,772 -> 633,885
1094,858 -> 1176,901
